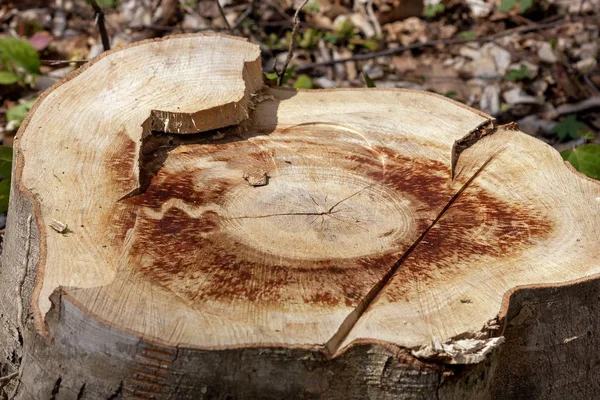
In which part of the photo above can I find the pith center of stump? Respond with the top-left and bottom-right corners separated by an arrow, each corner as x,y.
224,170 -> 413,260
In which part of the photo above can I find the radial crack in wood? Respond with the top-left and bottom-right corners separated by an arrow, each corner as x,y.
326,149 -> 501,355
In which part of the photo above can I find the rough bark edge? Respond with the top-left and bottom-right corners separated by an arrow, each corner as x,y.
0,153 -> 42,396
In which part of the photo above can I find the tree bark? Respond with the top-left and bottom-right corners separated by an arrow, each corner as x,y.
1,33 -> 599,399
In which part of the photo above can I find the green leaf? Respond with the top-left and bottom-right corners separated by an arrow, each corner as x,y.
87,0 -> 119,7
6,99 -> 36,130
424,3 -> 445,18
0,71 -> 18,85
504,64 -> 532,81
458,31 -> 476,40
293,74 -> 313,89
0,146 -> 12,180
499,0 -> 534,13
561,144 -> 600,180
304,1 -> 320,12
0,178 -> 10,214
363,70 -> 376,88
579,130 -> 595,140
324,32 -> 340,45
498,0 -> 518,12
551,115 -> 586,140
264,66 -> 295,86
0,37 -> 40,76
299,28 -> 320,50
281,66 -> 295,85
335,19 -> 355,40
444,91 -> 458,99
361,39 -> 379,51
518,0 -> 534,12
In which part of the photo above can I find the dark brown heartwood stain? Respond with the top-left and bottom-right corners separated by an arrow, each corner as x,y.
104,126 -> 555,313
382,186 -> 554,300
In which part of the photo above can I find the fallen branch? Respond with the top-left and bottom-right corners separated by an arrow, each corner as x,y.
41,59 -> 88,66
231,1 -> 255,32
275,0 -> 309,86
366,0 -> 382,37
88,0 -> 111,51
295,15 -> 597,72
544,96 -> 600,120
215,0 -> 232,33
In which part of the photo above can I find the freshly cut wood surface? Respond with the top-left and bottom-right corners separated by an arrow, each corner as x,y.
17,34 -> 263,334
340,127 -> 600,358
12,33 -> 600,362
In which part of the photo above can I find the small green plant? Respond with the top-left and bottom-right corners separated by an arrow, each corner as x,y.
424,3 -> 445,18
293,74 -> 313,89
324,19 -> 356,46
504,64 -> 532,81
0,146 -> 12,213
498,0 -> 534,13
265,66 -> 296,86
304,1 -> 320,12
323,32 -> 339,45
360,38 -> 379,51
444,91 -> 458,99
299,28 -> 321,50
6,98 -> 36,131
263,33 -> 286,51
551,115 -> 586,140
363,70 -> 376,88
561,144 -> 600,180
0,37 -> 40,86
336,19 -> 355,40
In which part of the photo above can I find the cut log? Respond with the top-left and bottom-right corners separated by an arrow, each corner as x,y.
1,33 -> 599,399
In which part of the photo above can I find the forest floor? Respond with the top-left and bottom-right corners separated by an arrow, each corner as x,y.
0,0 -> 598,172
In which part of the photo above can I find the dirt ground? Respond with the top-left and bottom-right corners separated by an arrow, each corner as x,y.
0,0 -> 598,152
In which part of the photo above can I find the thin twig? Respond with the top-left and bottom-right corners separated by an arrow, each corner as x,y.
276,0 -> 310,86
88,0 -> 111,51
231,1 -> 254,32
543,96 -> 600,120
366,0 -> 382,37
215,0 -> 232,33
41,59 -> 89,66
295,15 -> 597,73
583,74 -> 600,95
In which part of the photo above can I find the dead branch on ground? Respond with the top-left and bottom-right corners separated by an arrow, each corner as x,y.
275,0 -> 310,86
88,0 -> 110,51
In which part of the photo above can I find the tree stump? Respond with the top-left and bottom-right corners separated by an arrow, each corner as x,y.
1,34 -> 599,399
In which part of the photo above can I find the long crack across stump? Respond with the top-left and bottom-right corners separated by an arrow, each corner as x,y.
326,143 -> 504,356
120,113 -> 503,358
